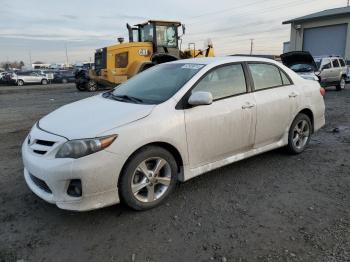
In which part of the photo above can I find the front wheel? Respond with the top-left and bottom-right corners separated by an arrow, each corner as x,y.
286,113 -> 312,154
17,79 -> 24,86
336,76 -> 346,91
41,79 -> 48,85
119,146 -> 178,210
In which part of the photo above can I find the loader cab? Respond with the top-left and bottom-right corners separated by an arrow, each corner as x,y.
128,20 -> 182,59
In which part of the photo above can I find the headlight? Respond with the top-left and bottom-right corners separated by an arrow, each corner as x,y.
56,135 -> 117,159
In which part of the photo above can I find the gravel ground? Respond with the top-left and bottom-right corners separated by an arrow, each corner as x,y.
0,84 -> 349,262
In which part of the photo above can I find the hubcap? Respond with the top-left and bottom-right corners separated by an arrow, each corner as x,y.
131,157 -> 171,203
292,120 -> 310,150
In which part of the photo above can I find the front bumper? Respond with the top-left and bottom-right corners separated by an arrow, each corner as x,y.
22,125 -> 125,211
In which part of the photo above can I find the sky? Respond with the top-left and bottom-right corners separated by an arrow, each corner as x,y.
0,0 -> 348,65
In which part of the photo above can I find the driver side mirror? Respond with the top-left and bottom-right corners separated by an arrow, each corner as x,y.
182,24 -> 186,35
188,91 -> 213,106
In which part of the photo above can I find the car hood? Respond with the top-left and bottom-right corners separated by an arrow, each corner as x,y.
280,51 -> 317,70
38,94 -> 155,140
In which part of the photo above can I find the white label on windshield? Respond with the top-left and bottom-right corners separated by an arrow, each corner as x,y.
182,64 -> 205,70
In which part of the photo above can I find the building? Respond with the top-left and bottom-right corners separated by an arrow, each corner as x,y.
283,6 -> 350,60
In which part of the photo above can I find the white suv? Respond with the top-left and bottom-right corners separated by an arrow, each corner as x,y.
13,71 -> 49,86
314,56 -> 347,91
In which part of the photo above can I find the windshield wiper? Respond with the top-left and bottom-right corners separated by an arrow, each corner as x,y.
111,94 -> 143,104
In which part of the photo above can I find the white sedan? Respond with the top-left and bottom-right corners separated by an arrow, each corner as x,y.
22,57 -> 325,211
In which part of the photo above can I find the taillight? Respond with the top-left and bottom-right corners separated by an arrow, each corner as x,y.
320,88 -> 326,97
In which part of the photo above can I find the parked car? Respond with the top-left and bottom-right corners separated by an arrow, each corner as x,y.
53,70 -> 75,84
281,52 -> 347,91
13,71 -> 49,86
314,56 -> 347,91
280,51 -> 319,82
22,57 -> 325,211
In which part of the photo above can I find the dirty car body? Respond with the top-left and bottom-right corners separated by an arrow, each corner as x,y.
22,57 -> 326,211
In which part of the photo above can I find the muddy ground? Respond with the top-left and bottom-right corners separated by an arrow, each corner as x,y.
0,84 -> 349,262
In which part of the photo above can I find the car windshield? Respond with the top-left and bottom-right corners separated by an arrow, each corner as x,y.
110,63 -> 205,104
290,63 -> 315,73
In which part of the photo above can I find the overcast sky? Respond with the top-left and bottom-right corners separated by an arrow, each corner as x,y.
0,0 -> 347,64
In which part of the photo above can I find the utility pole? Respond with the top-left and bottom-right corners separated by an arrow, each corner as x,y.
65,43 -> 69,67
250,39 -> 254,55
29,50 -> 32,67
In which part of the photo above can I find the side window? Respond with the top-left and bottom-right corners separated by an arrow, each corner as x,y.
280,70 -> 292,85
339,59 -> 346,67
192,64 -> 247,100
332,59 -> 340,68
248,63 -> 283,90
321,59 -> 332,70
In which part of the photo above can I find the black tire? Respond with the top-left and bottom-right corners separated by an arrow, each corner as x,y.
76,83 -> 86,91
17,79 -> 24,86
41,79 -> 48,85
119,146 -> 178,210
336,76 -> 346,91
62,78 -> 68,84
286,113 -> 312,154
87,80 -> 97,92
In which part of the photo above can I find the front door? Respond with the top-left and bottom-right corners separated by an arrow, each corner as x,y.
184,64 -> 257,168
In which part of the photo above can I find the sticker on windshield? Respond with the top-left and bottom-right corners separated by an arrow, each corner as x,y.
181,64 -> 205,70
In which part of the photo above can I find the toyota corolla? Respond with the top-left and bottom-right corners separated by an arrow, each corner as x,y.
22,57 -> 325,211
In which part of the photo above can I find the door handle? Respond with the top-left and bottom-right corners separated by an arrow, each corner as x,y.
242,103 -> 255,109
289,92 -> 298,98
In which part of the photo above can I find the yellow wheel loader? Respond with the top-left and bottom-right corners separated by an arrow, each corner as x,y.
76,20 -> 214,91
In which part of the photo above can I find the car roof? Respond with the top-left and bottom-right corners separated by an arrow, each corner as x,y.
171,56 -> 279,66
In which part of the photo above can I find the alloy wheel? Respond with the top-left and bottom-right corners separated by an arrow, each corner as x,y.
131,157 -> 172,203
292,120 -> 310,150
340,78 -> 346,89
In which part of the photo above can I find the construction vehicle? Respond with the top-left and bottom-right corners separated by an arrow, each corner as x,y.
76,20 -> 214,91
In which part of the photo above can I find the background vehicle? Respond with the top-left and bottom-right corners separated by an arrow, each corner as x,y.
314,56 -> 347,91
53,70 -> 75,84
13,71 -> 49,86
78,20 -> 215,91
280,51 -> 319,81
282,52 -> 347,91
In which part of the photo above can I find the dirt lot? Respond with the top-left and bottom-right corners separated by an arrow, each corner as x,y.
0,84 -> 349,262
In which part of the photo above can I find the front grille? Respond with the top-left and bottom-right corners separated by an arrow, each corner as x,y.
33,150 -> 46,155
36,140 -> 55,147
30,174 -> 52,194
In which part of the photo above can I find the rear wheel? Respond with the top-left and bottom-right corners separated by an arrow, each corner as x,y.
119,146 -> 178,210
87,80 -> 97,92
41,79 -> 48,85
336,76 -> 346,91
287,113 -> 312,154
17,79 -> 24,86
62,78 -> 68,84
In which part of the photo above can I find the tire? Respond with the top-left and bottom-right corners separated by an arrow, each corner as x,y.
87,80 -> 97,92
62,78 -> 68,84
41,79 -> 48,85
336,76 -> 346,91
286,113 -> 312,154
17,80 -> 24,86
119,146 -> 178,210
76,83 -> 86,91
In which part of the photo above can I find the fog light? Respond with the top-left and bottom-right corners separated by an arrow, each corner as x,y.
67,179 -> 82,197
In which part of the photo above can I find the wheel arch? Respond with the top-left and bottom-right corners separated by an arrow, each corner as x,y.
118,141 -> 184,187
297,108 -> 314,133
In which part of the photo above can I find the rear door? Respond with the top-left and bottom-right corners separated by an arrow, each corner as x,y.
247,63 -> 298,148
331,58 -> 341,81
